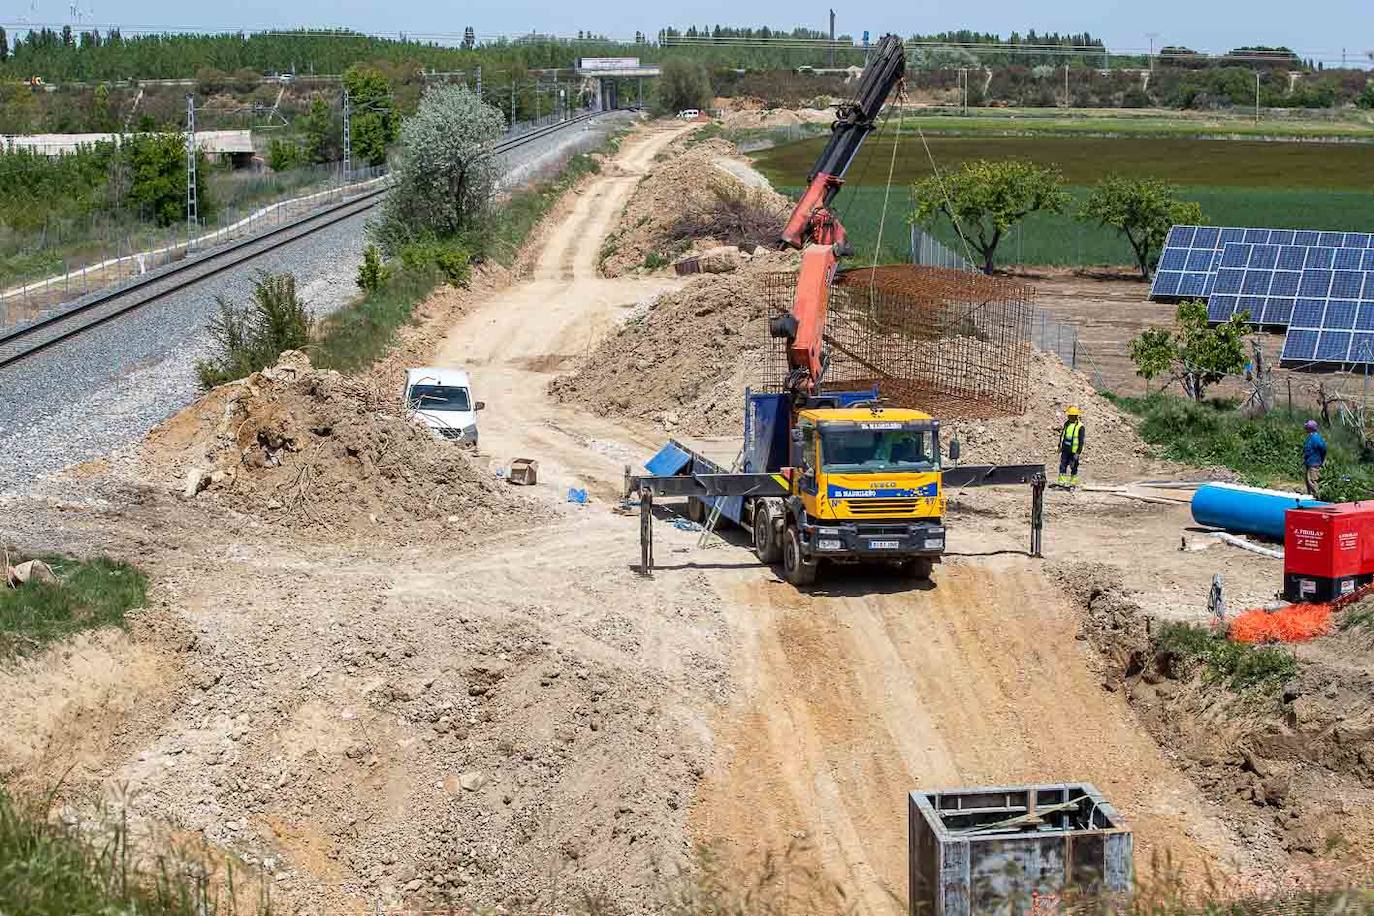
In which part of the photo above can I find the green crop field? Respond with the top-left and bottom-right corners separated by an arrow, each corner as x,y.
754,135 -> 1374,189
891,108 -> 1374,141
758,132 -> 1374,269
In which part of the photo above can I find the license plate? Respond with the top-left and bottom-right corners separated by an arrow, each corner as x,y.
869,540 -> 900,550
817,539 -> 842,550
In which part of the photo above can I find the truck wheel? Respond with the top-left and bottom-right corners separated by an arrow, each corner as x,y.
903,557 -> 934,581
753,506 -> 781,564
782,525 -> 819,586
687,497 -> 707,524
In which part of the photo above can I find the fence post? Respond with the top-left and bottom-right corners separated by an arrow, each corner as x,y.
1071,330 -> 1078,370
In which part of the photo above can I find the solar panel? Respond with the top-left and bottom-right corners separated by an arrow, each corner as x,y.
1278,259 -> 1374,367
1151,225 -> 1374,304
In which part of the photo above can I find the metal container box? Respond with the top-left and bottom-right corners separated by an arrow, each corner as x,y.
909,783 -> 1132,916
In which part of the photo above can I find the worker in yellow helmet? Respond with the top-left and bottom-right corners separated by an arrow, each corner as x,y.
1056,406 -> 1085,489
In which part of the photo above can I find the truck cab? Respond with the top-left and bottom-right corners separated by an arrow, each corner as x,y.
764,406 -> 948,584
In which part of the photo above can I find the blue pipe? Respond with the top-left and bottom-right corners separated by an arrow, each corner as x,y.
1190,483 -> 1327,541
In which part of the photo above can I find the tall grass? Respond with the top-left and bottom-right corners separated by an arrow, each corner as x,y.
0,553 -> 147,658
1109,393 -> 1374,502
0,786 -> 269,916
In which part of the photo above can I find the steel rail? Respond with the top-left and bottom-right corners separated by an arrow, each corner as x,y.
0,110 -> 607,370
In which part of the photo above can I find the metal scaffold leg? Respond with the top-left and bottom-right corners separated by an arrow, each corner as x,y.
639,487 -> 654,577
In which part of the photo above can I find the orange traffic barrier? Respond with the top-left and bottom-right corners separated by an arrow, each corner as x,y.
1229,582 -> 1374,644
1229,603 -> 1333,644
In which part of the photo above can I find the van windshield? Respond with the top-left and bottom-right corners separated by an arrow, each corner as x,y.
820,427 -> 937,473
408,384 -> 471,412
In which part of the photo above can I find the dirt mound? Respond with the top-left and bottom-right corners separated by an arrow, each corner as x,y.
550,253 -> 798,436
717,106 -> 834,129
953,350 -> 1157,482
1055,562 -> 1374,880
141,351 -> 536,539
599,138 -> 792,278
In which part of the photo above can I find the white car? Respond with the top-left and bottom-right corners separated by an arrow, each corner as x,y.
403,367 -> 484,448
676,108 -> 700,120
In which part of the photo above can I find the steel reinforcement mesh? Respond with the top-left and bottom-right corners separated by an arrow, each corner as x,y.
762,265 -> 1035,419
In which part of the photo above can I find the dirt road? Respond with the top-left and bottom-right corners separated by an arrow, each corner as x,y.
3,122 -> 1255,914
430,124 -> 1250,910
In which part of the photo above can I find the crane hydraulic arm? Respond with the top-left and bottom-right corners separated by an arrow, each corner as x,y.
771,33 -> 906,397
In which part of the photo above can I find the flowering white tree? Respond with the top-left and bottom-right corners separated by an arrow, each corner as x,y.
373,84 -> 506,249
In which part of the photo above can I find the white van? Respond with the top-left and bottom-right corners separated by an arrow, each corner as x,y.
403,367 -> 484,448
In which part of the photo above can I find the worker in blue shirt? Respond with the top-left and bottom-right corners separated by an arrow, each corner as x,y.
1303,419 -> 1327,498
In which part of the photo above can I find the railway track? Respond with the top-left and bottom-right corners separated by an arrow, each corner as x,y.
0,111 -> 608,370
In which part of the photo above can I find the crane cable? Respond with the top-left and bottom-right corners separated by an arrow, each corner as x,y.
914,110 -> 979,271
868,79 -> 906,301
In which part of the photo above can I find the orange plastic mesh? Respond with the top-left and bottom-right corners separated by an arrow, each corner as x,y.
1229,604 -> 1333,644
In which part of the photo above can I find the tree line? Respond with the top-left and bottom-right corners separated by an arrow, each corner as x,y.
2,24 -> 1356,84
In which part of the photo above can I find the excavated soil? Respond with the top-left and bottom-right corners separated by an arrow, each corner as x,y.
550,251 -> 799,436
140,350 -> 538,541
1058,563 -> 1374,886
598,138 -> 792,278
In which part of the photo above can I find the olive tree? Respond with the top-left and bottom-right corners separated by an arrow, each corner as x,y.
1081,176 -> 1202,280
371,84 -> 505,251
1129,299 -> 1250,402
910,158 -> 1069,275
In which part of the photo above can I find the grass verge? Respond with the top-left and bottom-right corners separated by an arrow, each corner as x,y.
1155,621 -> 1298,693
311,143 -> 616,374
1108,393 -> 1374,502
0,554 -> 147,658
0,785 -> 269,915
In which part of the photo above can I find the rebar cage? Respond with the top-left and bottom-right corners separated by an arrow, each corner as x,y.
762,265 -> 1036,419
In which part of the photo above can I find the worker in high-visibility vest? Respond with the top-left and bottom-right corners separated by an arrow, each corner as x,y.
1057,406 -> 1085,488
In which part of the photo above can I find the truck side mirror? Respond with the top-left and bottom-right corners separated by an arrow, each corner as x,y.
948,439 -> 961,462
475,401 -> 486,411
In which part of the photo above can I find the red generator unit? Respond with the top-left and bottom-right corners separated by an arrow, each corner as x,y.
1284,503 -> 1374,602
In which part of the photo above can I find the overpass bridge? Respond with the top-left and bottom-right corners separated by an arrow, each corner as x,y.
575,57 -> 661,110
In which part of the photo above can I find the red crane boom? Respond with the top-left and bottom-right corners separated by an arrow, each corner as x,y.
770,34 -> 907,397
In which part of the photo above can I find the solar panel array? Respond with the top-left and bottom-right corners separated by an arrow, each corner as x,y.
1150,226 -> 1374,303
1151,225 -> 1374,368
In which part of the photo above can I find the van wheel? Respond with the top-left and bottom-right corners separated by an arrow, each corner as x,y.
782,525 -> 819,586
753,506 -> 781,564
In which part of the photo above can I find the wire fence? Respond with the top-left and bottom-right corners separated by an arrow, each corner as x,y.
908,222 -> 1111,389
0,107 -> 594,333
0,162 -> 387,332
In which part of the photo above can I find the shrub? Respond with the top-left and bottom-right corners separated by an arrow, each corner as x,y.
266,138 -> 305,172
669,175 -> 787,252
397,239 -> 472,287
371,84 -> 505,252
356,244 -> 390,293
1155,622 -> 1298,692
195,272 -> 312,388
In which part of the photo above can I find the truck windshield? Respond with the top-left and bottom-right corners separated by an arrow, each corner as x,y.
407,385 -> 471,412
820,427 -> 937,473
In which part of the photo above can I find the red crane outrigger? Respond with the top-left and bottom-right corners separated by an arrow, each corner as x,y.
771,34 -> 908,398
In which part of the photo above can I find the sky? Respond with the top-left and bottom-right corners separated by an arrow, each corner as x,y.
7,0 -> 1374,66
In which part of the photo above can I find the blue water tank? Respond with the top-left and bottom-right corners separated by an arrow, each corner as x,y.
1190,483 -> 1326,541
